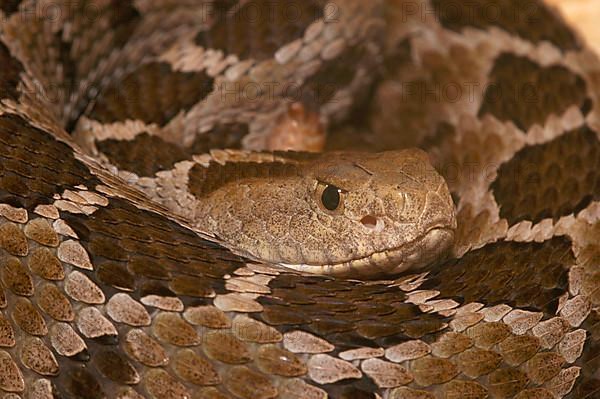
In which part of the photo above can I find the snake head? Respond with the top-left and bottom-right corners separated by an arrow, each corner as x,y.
189,149 -> 456,278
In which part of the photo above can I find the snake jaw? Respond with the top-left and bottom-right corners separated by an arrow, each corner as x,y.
279,226 -> 455,278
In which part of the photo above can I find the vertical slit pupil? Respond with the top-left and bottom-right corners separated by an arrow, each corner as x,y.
322,184 -> 341,211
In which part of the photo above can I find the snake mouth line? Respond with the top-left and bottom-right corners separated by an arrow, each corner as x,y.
280,226 -> 455,278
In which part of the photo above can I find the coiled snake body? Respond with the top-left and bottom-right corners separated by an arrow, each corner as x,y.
0,1 -> 599,398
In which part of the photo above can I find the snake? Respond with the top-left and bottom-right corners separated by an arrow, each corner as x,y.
0,0 -> 599,398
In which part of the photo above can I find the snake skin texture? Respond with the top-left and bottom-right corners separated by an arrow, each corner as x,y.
1,0 -> 600,398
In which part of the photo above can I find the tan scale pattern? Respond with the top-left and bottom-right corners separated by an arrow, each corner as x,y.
0,0 -> 600,397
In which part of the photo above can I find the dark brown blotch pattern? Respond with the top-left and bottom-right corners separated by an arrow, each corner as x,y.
492,126 -> 600,225
423,237 -> 573,314
189,160 -> 301,198
189,122 -> 249,154
257,274 -> 436,350
0,42 -> 24,102
0,0 -> 21,15
62,0 -> 141,126
96,262 -> 136,292
60,369 -> 105,399
93,349 -> 139,384
0,114 -> 98,210
98,123 -> 250,177
301,45 -> 366,106
88,62 -> 214,127
97,133 -> 190,177
195,0 -> 325,61
431,0 -> 580,50
479,53 -> 588,132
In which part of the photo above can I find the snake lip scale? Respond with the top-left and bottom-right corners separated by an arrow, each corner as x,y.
280,225 -> 456,278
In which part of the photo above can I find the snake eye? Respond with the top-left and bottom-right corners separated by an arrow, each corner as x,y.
317,183 -> 344,213
322,185 -> 341,210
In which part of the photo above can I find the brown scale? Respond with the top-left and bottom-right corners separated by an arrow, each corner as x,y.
479,53 -> 589,132
1,11 -> 63,113
492,126 -> 600,225
0,313 -> 15,347
422,237 -> 573,314
21,336 -> 59,376
169,275 -> 216,298
203,330 -> 251,364
195,0 -> 325,61
1,256 -> 33,297
255,345 -> 307,376
224,365 -> 278,399
24,218 -> 59,247
411,357 -> 459,386
172,349 -> 221,386
124,329 -> 168,368
93,349 -> 140,385
493,323 -> 540,357
488,368 -> 529,397
12,298 -> 47,336
0,223 -> 28,256
59,368 -> 105,399
87,62 -> 215,127
95,262 -> 135,292
37,284 -> 75,322
127,254 -> 177,274
430,0 -> 580,51
0,114 -> 100,210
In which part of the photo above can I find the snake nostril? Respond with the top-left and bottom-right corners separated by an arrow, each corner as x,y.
361,215 -> 382,231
